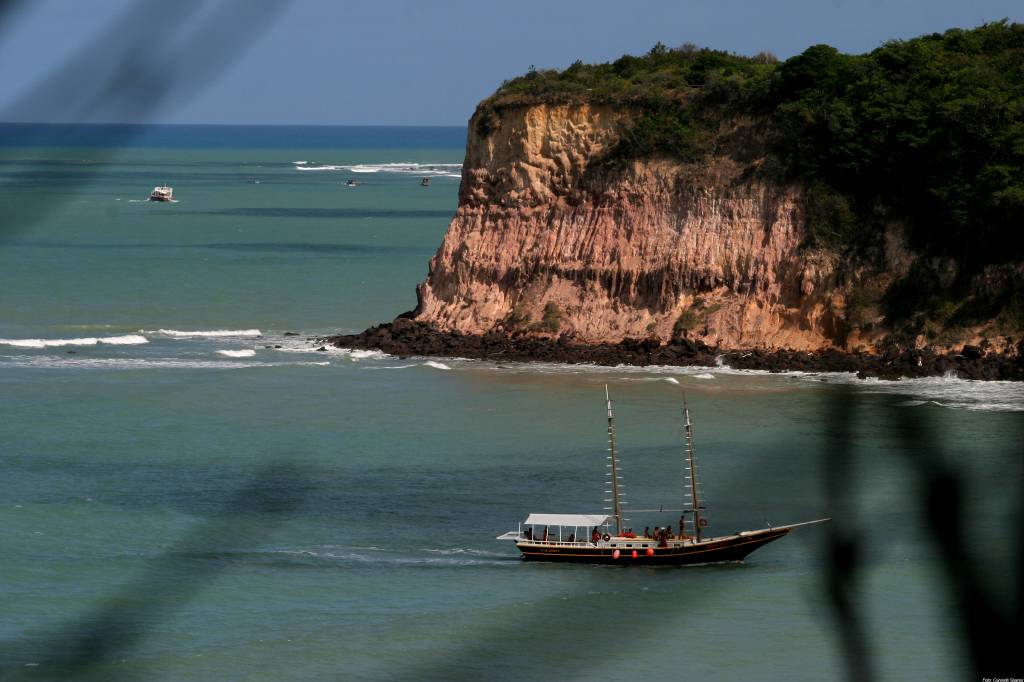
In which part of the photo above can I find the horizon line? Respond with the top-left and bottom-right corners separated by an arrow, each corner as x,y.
0,121 -> 468,129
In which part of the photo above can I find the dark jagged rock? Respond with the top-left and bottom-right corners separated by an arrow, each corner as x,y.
325,321 -> 717,368
322,322 -> 1024,381
961,345 -> 983,360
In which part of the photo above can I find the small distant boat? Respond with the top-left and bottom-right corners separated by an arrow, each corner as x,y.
497,386 -> 829,565
346,179 -> 359,187
148,185 -> 173,202
420,176 -> 431,187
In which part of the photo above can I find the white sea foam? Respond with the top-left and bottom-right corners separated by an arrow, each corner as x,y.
348,349 -> 388,361
294,164 -> 343,171
363,361 -> 454,371
0,355 -> 329,370
397,354 -> 1024,412
99,334 -> 148,345
847,374 -> 1024,412
293,161 -> 462,178
271,343 -> 362,357
274,345 -> 390,359
0,334 -> 148,348
151,329 -> 262,338
216,349 -> 256,358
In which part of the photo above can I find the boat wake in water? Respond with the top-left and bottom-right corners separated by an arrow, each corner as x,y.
205,545 -> 520,569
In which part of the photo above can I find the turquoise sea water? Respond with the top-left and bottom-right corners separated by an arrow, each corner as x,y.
1,125 -> 1021,681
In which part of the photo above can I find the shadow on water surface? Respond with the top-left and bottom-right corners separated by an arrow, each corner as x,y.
0,465 -> 307,681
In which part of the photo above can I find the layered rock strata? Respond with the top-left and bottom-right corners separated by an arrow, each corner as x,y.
413,103 -> 847,351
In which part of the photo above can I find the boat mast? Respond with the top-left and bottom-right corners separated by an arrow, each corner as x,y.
605,385 -> 623,536
683,397 -> 704,541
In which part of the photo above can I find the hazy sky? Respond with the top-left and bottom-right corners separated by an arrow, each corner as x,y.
0,0 -> 1020,126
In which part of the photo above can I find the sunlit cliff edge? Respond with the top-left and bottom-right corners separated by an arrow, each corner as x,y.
408,24 -> 1024,356
414,101 -> 854,351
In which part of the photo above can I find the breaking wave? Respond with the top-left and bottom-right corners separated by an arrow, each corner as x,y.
348,349 -> 388,360
151,329 -> 262,338
363,360 -> 454,371
293,161 -> 462,178
216,349 -> 256,358
0,334 -> 148,348
1,355 -> 329,370
390,354 -> 1024,412
852,374 -> 1024,412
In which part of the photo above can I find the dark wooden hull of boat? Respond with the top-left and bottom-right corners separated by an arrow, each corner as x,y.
517,528 -> 790,565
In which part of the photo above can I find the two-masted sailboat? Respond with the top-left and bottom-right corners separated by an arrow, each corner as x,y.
497,386 -> 829,565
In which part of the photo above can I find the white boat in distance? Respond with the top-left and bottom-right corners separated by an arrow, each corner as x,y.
148,185 -> 173,202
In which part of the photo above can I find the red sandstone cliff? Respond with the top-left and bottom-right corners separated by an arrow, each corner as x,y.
414,102 -> 869,351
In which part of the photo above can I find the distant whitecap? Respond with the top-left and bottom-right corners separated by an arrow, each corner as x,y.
152,329 -> 262,338
216,349 -> 256,358
0,334 -> 148,348
293,161 -> 462,178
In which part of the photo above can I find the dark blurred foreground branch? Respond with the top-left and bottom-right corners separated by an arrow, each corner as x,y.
0,0 -> 286,240
823,387 -> 874,682
892,407 -> 1023,678
0,464 -> 306,680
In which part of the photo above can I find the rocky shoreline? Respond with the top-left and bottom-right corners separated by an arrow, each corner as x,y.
324,320 -> 1024,381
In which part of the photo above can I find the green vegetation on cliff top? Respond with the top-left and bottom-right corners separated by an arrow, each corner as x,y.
479,22 -> 1024,337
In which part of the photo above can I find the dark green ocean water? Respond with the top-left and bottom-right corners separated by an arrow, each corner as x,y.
1,125 -> 1021,681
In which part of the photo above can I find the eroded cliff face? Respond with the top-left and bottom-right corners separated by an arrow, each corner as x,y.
414,103 -> 854,350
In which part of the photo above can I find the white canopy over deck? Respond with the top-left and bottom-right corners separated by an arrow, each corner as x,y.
524,514 -> 608,527
497,514 -> 611,541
